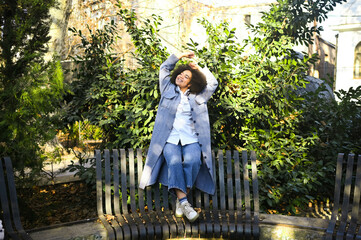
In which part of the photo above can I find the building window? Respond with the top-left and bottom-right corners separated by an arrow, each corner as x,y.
244,14 -> 251,25
354,42 -> 361,79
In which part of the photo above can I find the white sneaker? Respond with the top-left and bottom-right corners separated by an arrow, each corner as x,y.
180,201 -> 199,222
175,199 -> 184,217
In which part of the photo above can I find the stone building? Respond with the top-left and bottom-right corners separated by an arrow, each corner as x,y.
329,0 -> 361,92
307,36 -> 336,82
47,0 -> 276,63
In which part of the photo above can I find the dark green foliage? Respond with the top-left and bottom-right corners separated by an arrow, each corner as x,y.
64,21 -> 123,145
112,7 -> 168,148
64,6 -> 168,149
256,0 -> 347,46
300,86 -> 361,198
220,0 -> 347,213
186,16 -> 320,214
65,150 -> 96,188
0,0 -> 64,171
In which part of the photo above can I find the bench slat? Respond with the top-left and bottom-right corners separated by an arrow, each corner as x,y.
121,149 -> 148,238
104,150 -> 112,216
325,153 -> 344,239
128,149 -> 148,238
346,155 -> 361,239
226,150 -> 236,238
146,186 -> 152,213
234,150 -> 242,211
234,150 -> 244,237
161,185 -> 179,238
120,149 -> 128,215
192,190 -> 203,237
242,150 -> 252,238
154,181 -> 161,211
336,153 -> 355,240
136,149 -> 145,212
145,187 -> 163,238
145,179 -> 170,239
105,150 -> 124,239
95,150 -> 116,240
104,151 -> 123,238
0,158 -> 22,240
137,168 -> 155,238
162,182 -> 169,210
112,150 -> 131,239
128,149 -> 137,212
203,204 -> 213,238
226,150 -> 234,211
202,190 -> 212,238
151,182 -> 171,239
251,151 -> 260,239
136,149 -> 156,239
211,150 -> 221,238
217,150 -> 230,237
112,150 -> 121,215
110,150 -> 129,239
156,185 -> 171,239
2,158 -> 31,240
218,150 -> 226,211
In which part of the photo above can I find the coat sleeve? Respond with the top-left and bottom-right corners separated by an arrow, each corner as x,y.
159,54 -> 179,94
195,66 -> 218,103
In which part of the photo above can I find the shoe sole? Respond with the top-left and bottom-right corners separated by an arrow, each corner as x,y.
187,212 -> 199,223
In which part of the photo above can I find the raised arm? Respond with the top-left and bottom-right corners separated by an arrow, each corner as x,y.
192,64 -> 218,103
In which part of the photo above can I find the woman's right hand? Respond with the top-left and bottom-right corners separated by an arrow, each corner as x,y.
189,62 -> 199,70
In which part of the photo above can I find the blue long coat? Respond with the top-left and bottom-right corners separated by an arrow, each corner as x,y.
139,54 -> 218,195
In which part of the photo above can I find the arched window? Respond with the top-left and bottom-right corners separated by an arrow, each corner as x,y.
354,42 -> 361,79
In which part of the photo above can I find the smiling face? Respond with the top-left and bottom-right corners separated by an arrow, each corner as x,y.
175,70 -> 192,93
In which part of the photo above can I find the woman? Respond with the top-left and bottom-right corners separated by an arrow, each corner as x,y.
139,51 -> 218,222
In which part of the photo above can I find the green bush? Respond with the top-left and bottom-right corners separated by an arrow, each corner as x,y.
0,0 -> 64,172
64,7 -> 168,149
299,85 -> 361,199
64,21 -> 125,146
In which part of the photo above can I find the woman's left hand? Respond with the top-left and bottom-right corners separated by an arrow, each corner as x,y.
189,62 -> 199,70
177,51 -> 195,59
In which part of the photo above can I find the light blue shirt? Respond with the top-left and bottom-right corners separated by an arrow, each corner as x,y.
167,87 -> 199,146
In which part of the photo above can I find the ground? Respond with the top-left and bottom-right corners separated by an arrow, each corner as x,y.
17,181 -> 97,230
14,179 -> 330,232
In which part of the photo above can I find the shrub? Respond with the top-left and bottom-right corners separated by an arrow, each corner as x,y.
0,0 -> 64,172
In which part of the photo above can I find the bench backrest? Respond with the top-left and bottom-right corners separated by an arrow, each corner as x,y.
0,220 -> 4,240
325,153 -> 361,239
0,157 -> 32,240
95,148 -> 259,222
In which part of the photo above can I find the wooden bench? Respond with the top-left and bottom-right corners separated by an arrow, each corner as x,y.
0,220 -> 4,240
0,157 -> 32,240
95,148 -> 260,239
325,153 -> 361,240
